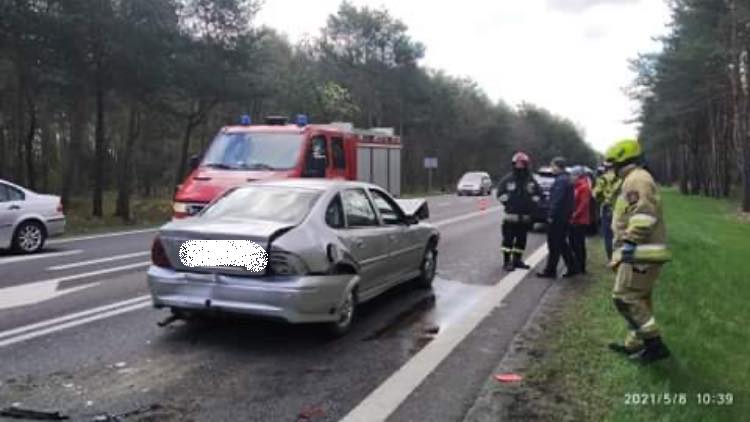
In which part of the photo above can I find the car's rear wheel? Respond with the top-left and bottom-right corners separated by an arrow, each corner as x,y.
415,242 -> 438,288
324,289 -> 356,337
13,221 -> 46,254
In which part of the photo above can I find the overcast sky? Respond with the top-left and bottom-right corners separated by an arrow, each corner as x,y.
256,0 -> 671,152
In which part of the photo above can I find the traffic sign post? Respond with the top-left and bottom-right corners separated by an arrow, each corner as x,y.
423,157 -> 438,192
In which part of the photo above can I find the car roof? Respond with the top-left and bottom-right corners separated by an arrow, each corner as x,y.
0,179 -> 26,191
461,171 -> 489,177
250,178 -> 382,191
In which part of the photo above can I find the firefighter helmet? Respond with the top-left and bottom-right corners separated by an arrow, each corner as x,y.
512,152 -> 530,168
605,139 -> 642,165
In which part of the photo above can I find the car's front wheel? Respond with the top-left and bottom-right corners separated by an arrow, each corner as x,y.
415,242 -> 438,288
13,220 -> 46,254
324,289 -> 356,337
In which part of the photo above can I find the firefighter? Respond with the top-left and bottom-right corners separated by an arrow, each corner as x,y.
593,160 -> 622,260
496,152 -> 542,271
605,138 -> 672,364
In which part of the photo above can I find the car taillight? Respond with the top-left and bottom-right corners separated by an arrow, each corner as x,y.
151,236 -> 172,269
57,202 -> 64,213
267,251 -> 308,276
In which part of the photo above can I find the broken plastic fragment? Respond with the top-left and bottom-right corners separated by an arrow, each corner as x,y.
494,373 -> 523,383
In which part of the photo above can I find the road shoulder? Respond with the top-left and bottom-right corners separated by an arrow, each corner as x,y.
463,275 -> 588,421
386,271 -> 558,421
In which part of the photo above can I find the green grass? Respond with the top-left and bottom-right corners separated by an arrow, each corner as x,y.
527,189 -> 750,421
64,192 -> 171,235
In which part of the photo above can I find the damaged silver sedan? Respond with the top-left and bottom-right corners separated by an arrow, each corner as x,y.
147,179 -> 439,336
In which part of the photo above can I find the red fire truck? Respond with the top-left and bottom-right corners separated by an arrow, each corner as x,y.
172,115 -> 403,218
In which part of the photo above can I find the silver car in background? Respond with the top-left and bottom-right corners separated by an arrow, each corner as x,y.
456,171 -> 492,196
147,179 -> 439,336
0,179 -> 65,253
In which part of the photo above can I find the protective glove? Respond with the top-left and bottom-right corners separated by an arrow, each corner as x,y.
620,241 -> 637,264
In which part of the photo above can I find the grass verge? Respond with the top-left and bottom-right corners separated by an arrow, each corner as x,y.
525,189 -> 750,421
64,192 -> 171,235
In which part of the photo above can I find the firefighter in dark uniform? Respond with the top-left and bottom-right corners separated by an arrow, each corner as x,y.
496,152 -> 542,271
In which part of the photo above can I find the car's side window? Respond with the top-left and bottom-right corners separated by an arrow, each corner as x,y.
325,194 -> 345,229
341,189 -> 378,227
369,189 -> 404,225
0,184 -> 8,203
7,185 -> 24,201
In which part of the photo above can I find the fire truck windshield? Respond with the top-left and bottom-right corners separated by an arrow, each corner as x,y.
201,132 -> 304,171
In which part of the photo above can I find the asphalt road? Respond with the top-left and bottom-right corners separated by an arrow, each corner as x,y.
0,193 -> 555,422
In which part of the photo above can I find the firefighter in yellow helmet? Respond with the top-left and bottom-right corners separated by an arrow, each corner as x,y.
605,138 -> 672,364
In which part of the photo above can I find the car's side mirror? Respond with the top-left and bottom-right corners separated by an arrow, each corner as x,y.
404,214 -> 419,225
188,154 -> 201,170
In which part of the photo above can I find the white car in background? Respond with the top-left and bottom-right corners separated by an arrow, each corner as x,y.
456,171 -> 492,196
0,179 -> 65,253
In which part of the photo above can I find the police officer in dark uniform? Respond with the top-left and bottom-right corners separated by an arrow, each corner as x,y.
496,152 -> 542,271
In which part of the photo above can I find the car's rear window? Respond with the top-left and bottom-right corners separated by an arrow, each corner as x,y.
201,186 -> 320,224
460,173 -> 484,183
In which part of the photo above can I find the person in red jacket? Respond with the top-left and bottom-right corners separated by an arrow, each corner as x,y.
568,166 -> 592,274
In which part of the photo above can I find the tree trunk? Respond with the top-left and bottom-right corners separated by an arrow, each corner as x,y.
92,70 -> 105,217
175,114 -> 197,189
15,74 -> 25,185
115,102 -> 139,221
24,96 -> 36,190
40,107 -> 52,192
62,93 -> 87,208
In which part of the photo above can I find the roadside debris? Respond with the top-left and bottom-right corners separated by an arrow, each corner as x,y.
0,406 -> 69,420
157,313 -> 180,327
494,373 -> 523,383
113,362 -> 127,369
424,325 -> 440,335
297,404 -> 326,421
91,403 -> 162,422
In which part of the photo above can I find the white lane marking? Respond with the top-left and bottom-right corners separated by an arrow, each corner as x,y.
47,228 -> 158,245
341,244 -> 549,422
0,300 -> 151,348
0,261 -> 150,310
47,251 -> 150,271
0,249 -> 83,265
433,206 -> 501,228
0,295 -> 150,340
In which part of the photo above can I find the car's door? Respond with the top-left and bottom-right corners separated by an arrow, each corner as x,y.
0,183 -> 24,247
368,188 -> 423,282
339,188 -> 390,294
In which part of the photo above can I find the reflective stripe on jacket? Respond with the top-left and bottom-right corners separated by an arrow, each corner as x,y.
612,167 -> 670,263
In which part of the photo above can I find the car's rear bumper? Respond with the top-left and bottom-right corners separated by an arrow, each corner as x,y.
147,266 -> 356,323
46,217 -> 65,237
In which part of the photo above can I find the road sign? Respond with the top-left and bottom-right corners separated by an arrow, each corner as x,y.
423,157 -> 438,169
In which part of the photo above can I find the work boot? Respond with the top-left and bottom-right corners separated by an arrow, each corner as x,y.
608,342 -> 643,356
503,252 -> 515,271
513,253 -> 530,269
536,271 -> 556,279
629,337 -> 671,364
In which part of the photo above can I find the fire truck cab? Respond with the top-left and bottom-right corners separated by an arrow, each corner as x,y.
172,115 -> 402,218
